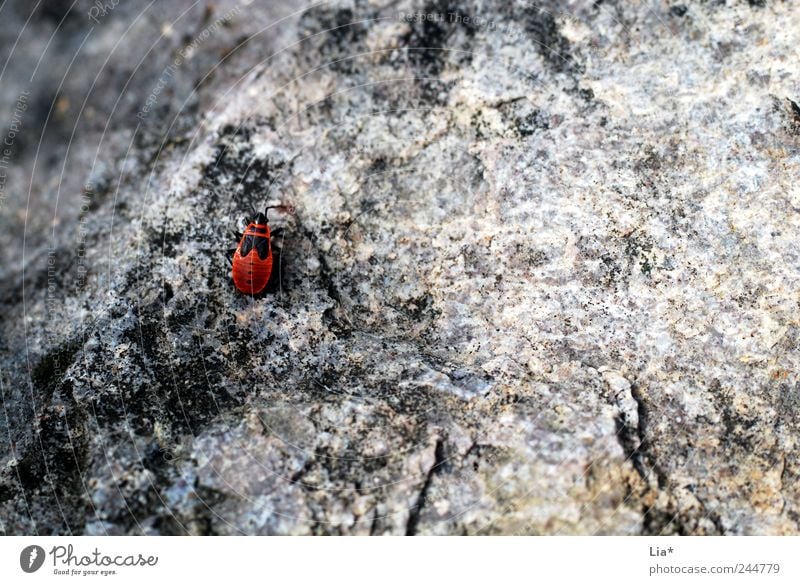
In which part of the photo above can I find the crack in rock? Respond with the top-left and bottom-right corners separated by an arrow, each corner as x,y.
405,437 -> 445,536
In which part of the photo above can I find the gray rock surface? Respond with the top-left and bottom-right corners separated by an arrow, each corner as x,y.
0,0 -> 799,535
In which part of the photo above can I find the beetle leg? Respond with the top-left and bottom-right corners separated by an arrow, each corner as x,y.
271,228 -> 284,238
225,242 -> 240,266
232,231 -> 243,240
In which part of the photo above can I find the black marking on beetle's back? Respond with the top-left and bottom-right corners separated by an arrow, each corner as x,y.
239,234 -> 271,260
254,237 -> 270,260
239,235 -> 256,257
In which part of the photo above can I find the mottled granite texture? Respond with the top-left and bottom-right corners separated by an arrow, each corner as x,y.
0,0 -> 798,535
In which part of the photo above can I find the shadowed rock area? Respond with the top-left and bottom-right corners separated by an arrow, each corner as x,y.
0,0 -> 798,535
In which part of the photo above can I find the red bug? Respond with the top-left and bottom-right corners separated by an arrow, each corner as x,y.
228,205 -> 291,295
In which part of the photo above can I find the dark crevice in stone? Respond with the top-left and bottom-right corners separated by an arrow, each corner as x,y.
611,382 -> 688,534
405,437 -> 445,536
369,506 -> 381,535
614,411 -> 647,483
615,384 -> 666,488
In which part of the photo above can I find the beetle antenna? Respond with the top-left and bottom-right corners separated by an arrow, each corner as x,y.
264,204 -> 295,222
